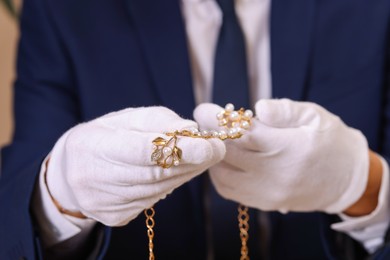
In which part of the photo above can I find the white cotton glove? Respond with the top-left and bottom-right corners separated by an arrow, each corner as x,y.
46,107 -> 225,226
194,99 -> 370,214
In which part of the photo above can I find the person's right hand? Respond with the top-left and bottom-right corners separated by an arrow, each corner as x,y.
46,107 -> 225,226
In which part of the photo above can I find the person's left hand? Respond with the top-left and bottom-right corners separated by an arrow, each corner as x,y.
194,99 -> 370,214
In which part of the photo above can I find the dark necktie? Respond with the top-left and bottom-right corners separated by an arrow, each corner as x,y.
208,0 -> 261,259
212,0 -> 250,108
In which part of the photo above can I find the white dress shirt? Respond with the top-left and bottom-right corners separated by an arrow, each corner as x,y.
182,0 -> 271,106
34,0 -> 390,255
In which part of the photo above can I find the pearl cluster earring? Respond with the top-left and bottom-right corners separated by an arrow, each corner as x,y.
216,103 -> 253,139
151,135 -> 182,169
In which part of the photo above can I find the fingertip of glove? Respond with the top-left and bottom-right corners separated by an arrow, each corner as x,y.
255,98 -> 283,118
255,98 -> 296,127
180,137 -> 225,165
196,138 -> 226,165
193,103 -> 224,129
207,138 -> 226,163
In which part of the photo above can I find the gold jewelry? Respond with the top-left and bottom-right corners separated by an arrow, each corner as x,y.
151,135 -> 182,168
147,103 -> 254,259
219,104 -> 252,260
144,207 -> 156,260
217,103 -> 253,139
151,103 -> 253,170
238,204 -> 250,260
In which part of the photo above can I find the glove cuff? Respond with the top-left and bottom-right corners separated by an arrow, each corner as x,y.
46,130 -> 83,215
43,165 -> 87,219
324,130 -> 370,213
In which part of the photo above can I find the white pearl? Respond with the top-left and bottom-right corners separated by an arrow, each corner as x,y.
228,128 -> 237,137
225,103 -> 234,112
163,147 -> 172,156
244,110 -> 253,118
201,130 -> 210,137
229,111 -> 240,121
219,130 -> 228,139
190,127 -> 200,134
173,160 -> 180,166
216,111 -> 225,120
211,130 -> 219,137
228,127 -> 241,138
241,121 -> 250,129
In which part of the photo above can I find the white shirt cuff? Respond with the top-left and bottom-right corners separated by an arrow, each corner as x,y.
331,155 -> 390,253
32,156 -> 96,247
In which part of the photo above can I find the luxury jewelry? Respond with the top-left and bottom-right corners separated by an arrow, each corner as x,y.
217,103 -> 253,139
151,135 -> 182,169
147,104 -> 253,260
151,104 -> 254,169
144,207 -> 156,260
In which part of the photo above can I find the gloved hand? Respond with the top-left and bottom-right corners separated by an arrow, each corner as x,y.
194,99 -> 369,214
46,106 -> 225,226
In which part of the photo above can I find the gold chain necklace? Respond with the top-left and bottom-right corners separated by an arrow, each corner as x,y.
147,103 -> 253,260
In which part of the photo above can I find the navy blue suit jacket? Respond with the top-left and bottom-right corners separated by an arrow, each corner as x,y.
1,0 -> 390,259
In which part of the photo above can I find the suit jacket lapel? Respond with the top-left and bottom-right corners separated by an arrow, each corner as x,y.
126,0 -> 316,110
270,0 -> 317,101
125,1 -> 204,223
125,0 -> 195,119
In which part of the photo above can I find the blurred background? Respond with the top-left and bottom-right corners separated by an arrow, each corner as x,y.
0,0 -> 20,147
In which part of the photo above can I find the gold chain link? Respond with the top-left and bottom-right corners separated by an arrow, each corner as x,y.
144,205 -> 250,260
238,204 -> 250,260
148,104 -> 254,259
144,207 -> 156,260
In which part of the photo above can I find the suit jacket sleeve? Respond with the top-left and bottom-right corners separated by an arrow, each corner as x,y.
371,12 -> 390,260
0,0 -> 109,258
